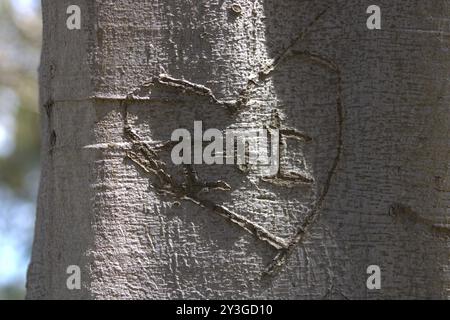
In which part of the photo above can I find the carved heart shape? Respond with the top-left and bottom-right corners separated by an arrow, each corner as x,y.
123,49 -> 342,276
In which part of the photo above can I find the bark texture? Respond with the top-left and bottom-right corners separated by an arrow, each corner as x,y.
27,0 -> 450,299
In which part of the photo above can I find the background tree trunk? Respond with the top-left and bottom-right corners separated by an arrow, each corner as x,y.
27,0 -> 449,299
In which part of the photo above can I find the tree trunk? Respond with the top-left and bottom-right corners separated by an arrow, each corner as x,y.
27,0 -> 449,299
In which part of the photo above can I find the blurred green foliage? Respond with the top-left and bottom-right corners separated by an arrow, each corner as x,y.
0,0 -> 41,299
0,284 -> 26,300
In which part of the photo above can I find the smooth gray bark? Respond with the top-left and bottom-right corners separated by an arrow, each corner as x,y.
27,0 -> 449,299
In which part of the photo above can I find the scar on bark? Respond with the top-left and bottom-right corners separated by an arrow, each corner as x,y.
50,130 -> 57,148
43,98 -> 54,119
434,176 -> 450,192
389,203 -> 450,239
43,98 -> 56,153
230,3 -> 243,15
123,124 -> 288,250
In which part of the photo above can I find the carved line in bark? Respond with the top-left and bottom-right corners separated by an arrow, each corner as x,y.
261,109 -> 314,186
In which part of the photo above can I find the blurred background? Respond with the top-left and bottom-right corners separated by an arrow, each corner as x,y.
0,0 -> 41,299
